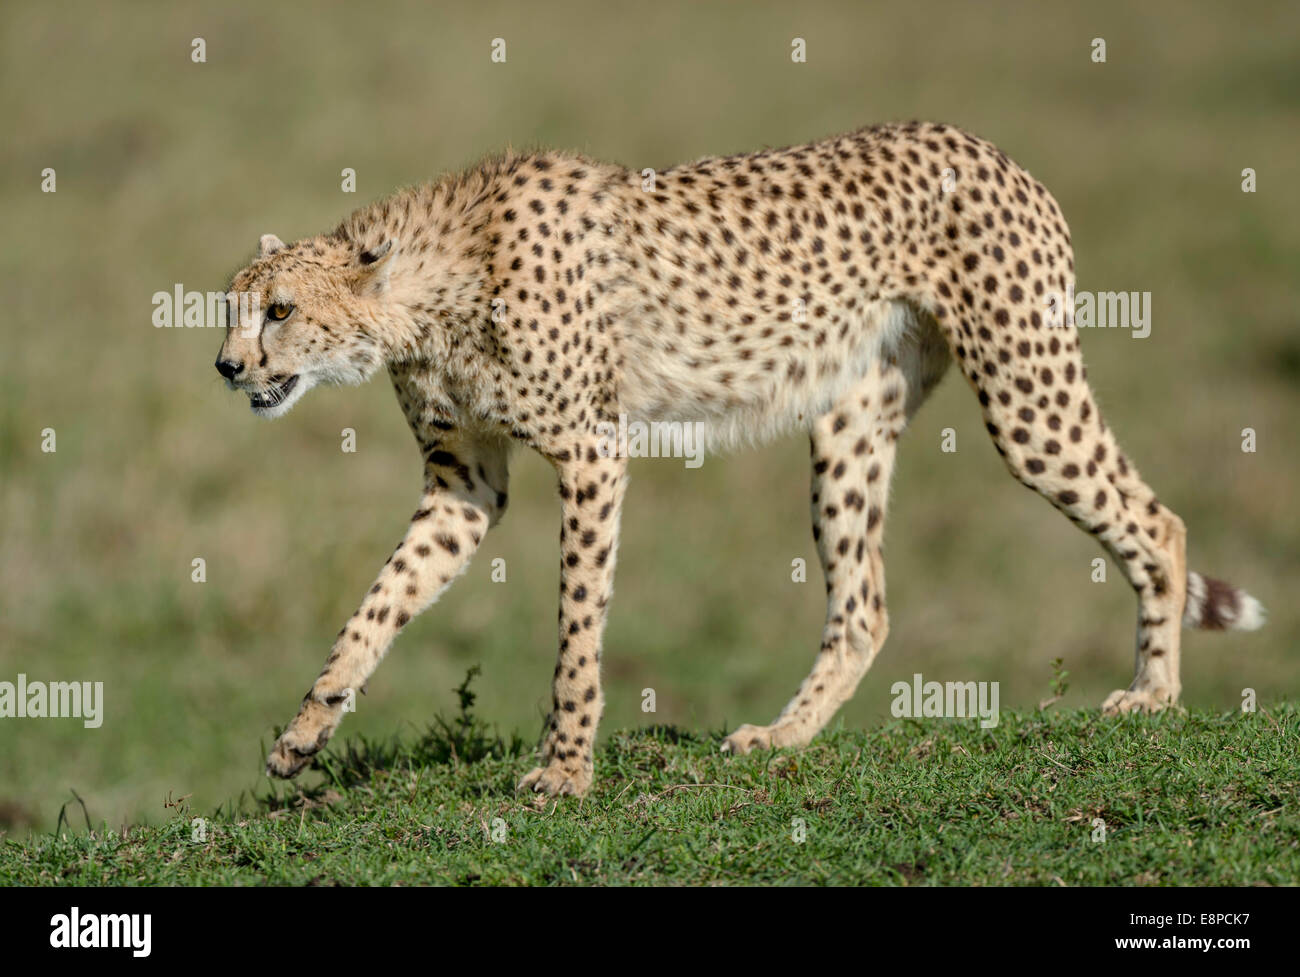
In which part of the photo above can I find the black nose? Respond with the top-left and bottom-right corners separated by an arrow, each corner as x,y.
215,358 -> 243,380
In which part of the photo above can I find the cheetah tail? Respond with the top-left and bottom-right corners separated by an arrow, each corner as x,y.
1183,572 -> 1266,632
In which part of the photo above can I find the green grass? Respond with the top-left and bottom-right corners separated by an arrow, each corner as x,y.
4,677 -> 1296,886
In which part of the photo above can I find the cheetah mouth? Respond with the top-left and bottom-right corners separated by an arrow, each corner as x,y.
248,374 -> 299,411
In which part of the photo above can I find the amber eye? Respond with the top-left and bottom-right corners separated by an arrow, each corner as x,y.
267,302 -> 294,321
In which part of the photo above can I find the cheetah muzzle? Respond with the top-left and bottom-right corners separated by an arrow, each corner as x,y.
245,374 -> 300,413
215,121 -> 1266,798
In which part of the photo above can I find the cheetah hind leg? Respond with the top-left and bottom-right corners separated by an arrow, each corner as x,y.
722,357 -> 913,755
934,287 -> 1264,715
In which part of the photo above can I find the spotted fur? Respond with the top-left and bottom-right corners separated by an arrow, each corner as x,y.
215,122 -> 1264,797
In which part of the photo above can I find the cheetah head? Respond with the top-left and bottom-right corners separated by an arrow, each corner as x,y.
215,233 -> 398,418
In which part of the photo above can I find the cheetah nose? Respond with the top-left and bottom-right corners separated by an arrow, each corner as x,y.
215,357 -> 244,381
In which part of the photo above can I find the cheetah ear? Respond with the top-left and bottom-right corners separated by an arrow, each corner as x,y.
358,239 -> 394,266
352,239 -> 397,294
258,233 -> 286,257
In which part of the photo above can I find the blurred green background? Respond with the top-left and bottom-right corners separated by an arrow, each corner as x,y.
1,0 -> 1297,833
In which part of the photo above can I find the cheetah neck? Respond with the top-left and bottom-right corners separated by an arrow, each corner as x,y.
337,184 -> 499,367
333,175 -> 518,422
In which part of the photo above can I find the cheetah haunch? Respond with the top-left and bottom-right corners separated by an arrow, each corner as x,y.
215,123 -> 1265,797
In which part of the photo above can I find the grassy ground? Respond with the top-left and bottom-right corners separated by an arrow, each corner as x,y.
3,681 -> 1296,885
1,0 -> 1298,864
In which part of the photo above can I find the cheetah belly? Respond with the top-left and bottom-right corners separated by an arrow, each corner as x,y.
616,296 -> 921,454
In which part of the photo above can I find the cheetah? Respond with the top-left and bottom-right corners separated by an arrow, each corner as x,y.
215,122 -> 1265,797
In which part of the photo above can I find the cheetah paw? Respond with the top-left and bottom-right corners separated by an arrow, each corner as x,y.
266,720 -> 333,778
1100,688 -> 1174,715
723,722 -> 800,755
517,762 -> 591,798
720,723 -> 772,755
721,721 -> 811,755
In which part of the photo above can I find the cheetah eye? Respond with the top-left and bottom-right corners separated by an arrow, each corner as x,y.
266,302 -> 295,322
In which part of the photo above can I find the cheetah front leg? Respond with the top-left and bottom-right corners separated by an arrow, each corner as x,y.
267,435 -> 509,778
517,450 -> 628,797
